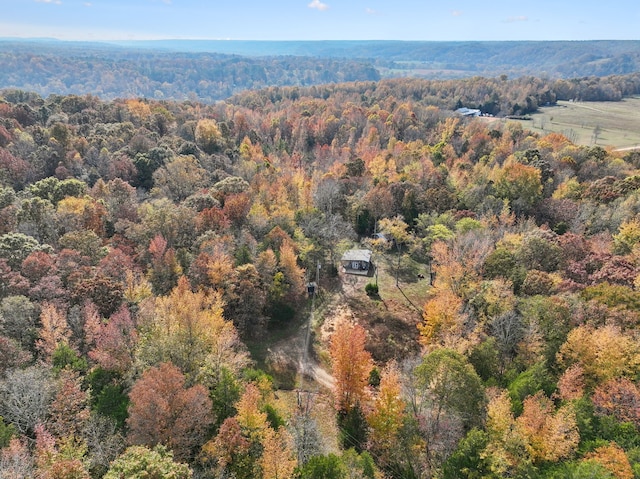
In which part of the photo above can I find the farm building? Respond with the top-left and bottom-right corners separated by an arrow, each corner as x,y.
455,107 -> 481,117
341,249 -> 374,276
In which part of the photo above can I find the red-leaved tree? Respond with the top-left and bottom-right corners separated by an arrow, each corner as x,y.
126,362 -> 213,461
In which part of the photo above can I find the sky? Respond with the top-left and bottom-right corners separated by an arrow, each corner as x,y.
1,0 -> 639,42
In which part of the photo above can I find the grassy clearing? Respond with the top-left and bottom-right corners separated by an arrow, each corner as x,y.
313,251 -> 430,362
510,98 -> 640,150
374,253 -> 431,310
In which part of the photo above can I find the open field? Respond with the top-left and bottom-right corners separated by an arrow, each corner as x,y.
510,98 -> 640,151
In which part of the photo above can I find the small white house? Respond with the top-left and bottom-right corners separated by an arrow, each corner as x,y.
341,249 -> 374,276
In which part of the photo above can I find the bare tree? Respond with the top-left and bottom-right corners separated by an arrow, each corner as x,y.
0,365 -> 55,436
314,177 -> 342,215
290,392 -> 324,465
592,124 -> 602,144
490,310 -> 525,361
82,413 -> 126,477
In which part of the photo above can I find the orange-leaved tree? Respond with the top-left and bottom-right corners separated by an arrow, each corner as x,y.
515,392 -> 579,463
36,302 -> 72,362
584,443 -> 634,479
330,321 -> 373,412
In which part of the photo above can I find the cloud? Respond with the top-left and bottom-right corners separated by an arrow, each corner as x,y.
365,8 -> 378,15
308,0 -> 329,11
83,2 -> 92,6
504,15 -> 529,23
451,10 -> 463,17
35,0 -> 62,4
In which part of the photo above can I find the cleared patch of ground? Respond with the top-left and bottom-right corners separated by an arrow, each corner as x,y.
261,249 -> 430,391
509,98 -> 640,150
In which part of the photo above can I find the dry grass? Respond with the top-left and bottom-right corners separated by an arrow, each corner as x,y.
510,98 -> 640,150
315,252 -> 430,364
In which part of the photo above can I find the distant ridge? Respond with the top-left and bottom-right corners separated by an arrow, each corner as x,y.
4,38 -> 640,77
1,38 -> 640,101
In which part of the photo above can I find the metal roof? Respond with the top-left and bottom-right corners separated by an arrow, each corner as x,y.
340,249 -> 372,262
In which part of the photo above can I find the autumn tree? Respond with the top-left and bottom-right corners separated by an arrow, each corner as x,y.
202,382 -> 268,479
260,427 -> 298,479
430,233 -> 490,299
0,437 -> 34,478
126,362 -> 213,461
556,364 -> 586,402
36,302 -> 73,362
33,423 -> 91,479
56,195 -> 106,237
87,305 -> 138,374
557,324 -> 640,388
278,242 -> 306,304
366,362 -> 406,471
104,445 -> 192,479
225,263 -> 268,336
592,378 -> 640,427
136,276 -> 248,381
21,250 -> 56,284
493,159 -> 543,215
483,388 -> 528,477
515,392 -> 579,463
0,336 -> 31,376
613,219 -> 640,255
195,118 -> 223,154
418,288 -> 470,353
223,192 -> 252,229
48,368 -> 91,440
146,233 -> 182,296
330,321 -> 373,412
90,177 -> 138,223
584,443 -> 634,479
203,417 -> 253,479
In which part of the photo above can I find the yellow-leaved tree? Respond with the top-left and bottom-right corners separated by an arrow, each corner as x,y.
136,276 -> 248,382
418,288 -> 470,353
557,324 -> 640,388
366,362 -> 406,469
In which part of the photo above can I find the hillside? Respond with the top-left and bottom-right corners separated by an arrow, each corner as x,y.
2,79 -> 640,477
0,40 -> 381,102
111,39 -> 640,78
3,39 -> 640,102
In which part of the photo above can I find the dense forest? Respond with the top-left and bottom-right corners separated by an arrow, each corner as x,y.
4,40 -> 640,102
114,39 -> 640,78
2,75 -> 640,478
0,41 -> 381,102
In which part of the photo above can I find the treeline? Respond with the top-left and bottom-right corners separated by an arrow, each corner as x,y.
230,73 -> 640,123
111,39 -> 640,79
1,81 -> 640,477
0,41 -> 380,102
4,40 -> 640,105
